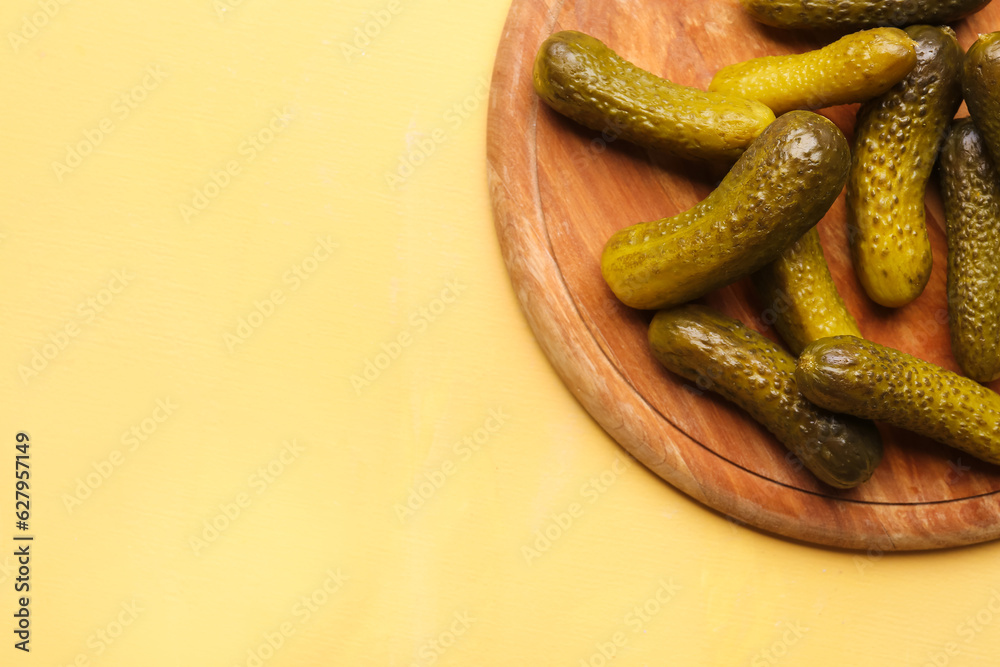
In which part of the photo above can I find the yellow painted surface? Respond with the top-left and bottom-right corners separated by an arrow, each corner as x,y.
0,1 -> 998,665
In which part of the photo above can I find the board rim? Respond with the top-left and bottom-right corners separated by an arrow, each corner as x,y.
486,0 -> 1000,551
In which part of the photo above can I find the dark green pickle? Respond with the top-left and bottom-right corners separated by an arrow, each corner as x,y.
532,30 -> 775,163
739,0 -> 991,30
964,32 -> 1000,168
649,306 -> 883,489
797,337 -> 1000,465
939,118 -> 1000,383
602,112 -> 849,310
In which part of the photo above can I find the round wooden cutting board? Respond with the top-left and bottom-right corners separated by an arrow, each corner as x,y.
487,0 -> 1000,550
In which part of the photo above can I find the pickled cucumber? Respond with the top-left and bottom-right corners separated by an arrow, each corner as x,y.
963,32 -> 1000,168
532,30 -> 776,162
797,337 -> 1000,464
739,0 -> 992,30
649,306 -> 883,488
752,228 -> 863,356
939,118 -> 1000,382
709,28 -> 917,115
601,111 -> 849,310
846,25 -> 963,308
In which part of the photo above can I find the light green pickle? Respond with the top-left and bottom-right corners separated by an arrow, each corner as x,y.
710,28 -> 916,115
846,25 -> 963,308
752,228 -> 862,356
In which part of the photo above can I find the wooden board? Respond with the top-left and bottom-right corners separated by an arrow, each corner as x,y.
486,0 -> 1000,550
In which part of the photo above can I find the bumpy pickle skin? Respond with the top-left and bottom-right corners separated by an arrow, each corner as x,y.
797,337 -> 1000,464
939,119 -> 1000,383
709,28 -> 917,115
601,111 -> 850,311
964,32 -> 1000,169
752,228 -> 863,356
846,25 -> 963,308
532,30 -> 776,163
739,0 -> 992,30
649,306 -> 883,489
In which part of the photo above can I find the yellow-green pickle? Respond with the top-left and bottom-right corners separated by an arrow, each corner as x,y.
846,25 -> 963,308
709,28 -> 917,115
739,0 -> 992,30
649,306 -> 883,488
752,228 -> 862,356
939,118 -> 1000,383
602,111 -> 849,310
797,337 -> 1000,464
532,30 -> 775,162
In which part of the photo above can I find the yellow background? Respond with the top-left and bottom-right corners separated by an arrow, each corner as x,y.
1,0 -> 999,665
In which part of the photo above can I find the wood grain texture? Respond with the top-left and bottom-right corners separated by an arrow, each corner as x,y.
487,0 -> 1000,550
